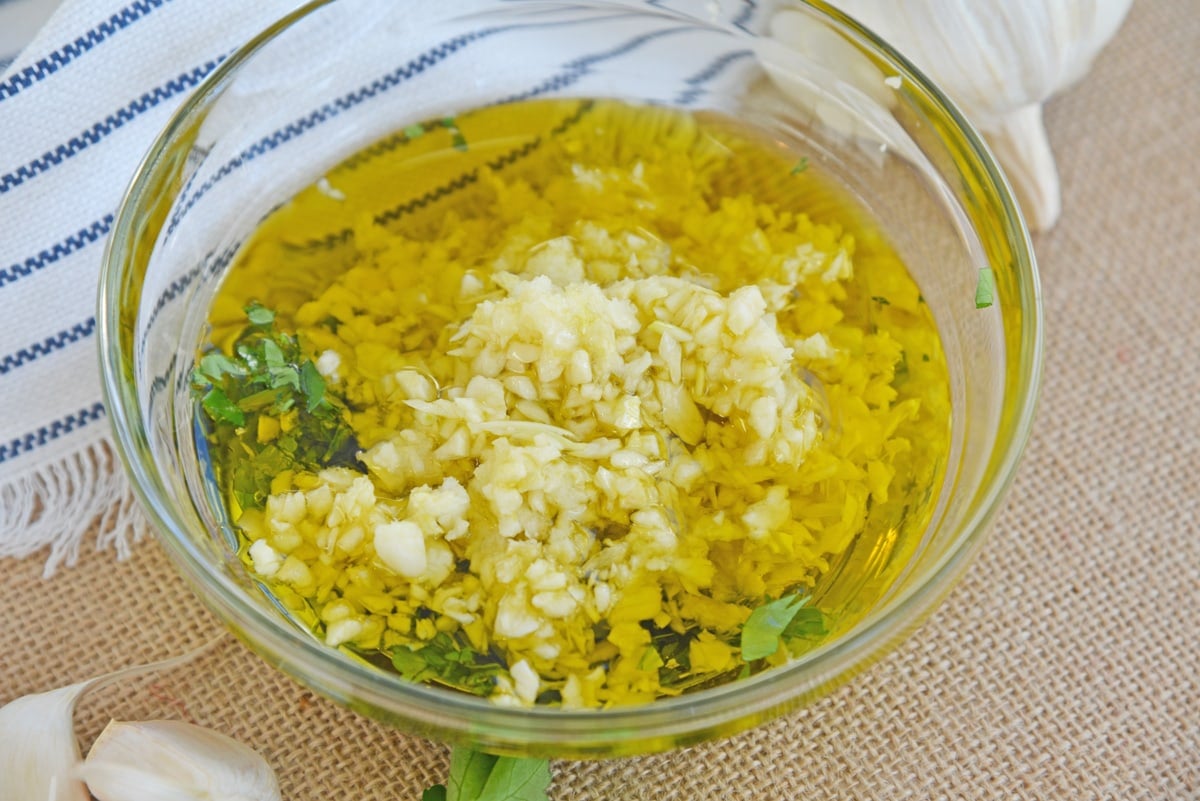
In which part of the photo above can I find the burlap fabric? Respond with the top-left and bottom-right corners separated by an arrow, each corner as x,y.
3,3 -> 1197,798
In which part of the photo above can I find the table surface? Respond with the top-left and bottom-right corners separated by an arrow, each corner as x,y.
3,3 -> 1197,798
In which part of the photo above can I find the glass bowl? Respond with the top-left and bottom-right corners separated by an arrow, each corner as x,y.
98,0 -> 1041,758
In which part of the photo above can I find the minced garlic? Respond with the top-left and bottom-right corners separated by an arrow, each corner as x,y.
207,98 -> 950,708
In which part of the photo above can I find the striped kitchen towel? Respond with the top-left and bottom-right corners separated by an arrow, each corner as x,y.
0,0 -> 307,573
0,0 -> 771,575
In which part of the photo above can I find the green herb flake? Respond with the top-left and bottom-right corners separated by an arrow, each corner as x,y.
790,157 -> 809,175
201,387 -> 245,427
782,607 -> 827,642
245,302 -> 275,327
196,351 -> 245,383
871,295 -> 890,305
639,645 -> 665,671
390,647 -> 429,682
404,123 -> 426,139
262,338 -> 286,369
300,361 -> 327,412
236,387 -> 282,413
741,594 -> 807,661
975,267 -> 996,309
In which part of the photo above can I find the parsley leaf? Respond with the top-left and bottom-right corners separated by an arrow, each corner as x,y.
196,351 -> 245,383
975,267 -> 996,309
790,157 -> 810,175
444,748 -> 551,801
741,594 -> 808,661
474,754 -> 552,801
449,749 -> 498,801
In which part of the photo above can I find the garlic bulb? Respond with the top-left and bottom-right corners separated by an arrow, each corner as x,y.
824,0 -> 1133,231
80,719 -> 282,801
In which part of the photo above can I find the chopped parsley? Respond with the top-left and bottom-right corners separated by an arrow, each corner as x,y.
790,157 -> 810,175
740,594 -> 826,661
190,302 -> 359,512
741,594 -> 808,661
390,632 -> 508,697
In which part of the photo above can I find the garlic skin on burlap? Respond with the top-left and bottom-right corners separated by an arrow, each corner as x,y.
823,0 -> 1133,231
0,641 -> 280,801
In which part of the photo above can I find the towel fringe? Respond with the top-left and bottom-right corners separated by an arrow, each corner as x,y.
0,437 -> 146,577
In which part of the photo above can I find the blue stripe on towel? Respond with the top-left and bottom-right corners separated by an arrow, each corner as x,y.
0,0 -> 169,102
0,402 -> 106,464
503,23 -> 689,103
0,56 -> 225,193
147,18 -> 740,349
166,14 -> 705,237
0,316 -> 95,375
139,242 -> 239,365
0,214 -> 113,288
732,0 -> 756,31
164,25 -> 504,237
675,48 -> 753,105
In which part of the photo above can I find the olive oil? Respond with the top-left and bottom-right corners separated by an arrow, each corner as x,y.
194,98 -> 951,707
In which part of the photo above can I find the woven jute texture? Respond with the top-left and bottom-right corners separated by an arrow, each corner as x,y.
3,3 -> 1197,798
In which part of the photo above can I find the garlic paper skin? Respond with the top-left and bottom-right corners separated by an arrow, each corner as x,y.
824,0 -> 1133,231
80,719 -> 282,801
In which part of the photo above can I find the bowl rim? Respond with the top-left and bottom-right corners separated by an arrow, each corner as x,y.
98,0 -> 1043,753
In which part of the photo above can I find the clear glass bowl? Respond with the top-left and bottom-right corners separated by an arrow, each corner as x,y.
98,0 -> 1041,758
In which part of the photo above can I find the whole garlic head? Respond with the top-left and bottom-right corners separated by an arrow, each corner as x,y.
827,0 -> 1133,231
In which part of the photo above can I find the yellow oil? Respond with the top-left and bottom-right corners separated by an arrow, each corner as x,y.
199,98 -> 951,705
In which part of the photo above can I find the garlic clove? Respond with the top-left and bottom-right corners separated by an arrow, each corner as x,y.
0,640 -> 220,801
0,681 -> 95,801
80,719 -> 282,801
981,104 -> 1062,232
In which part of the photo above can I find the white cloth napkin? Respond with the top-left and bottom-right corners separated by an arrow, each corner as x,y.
0,0 -> 307,572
